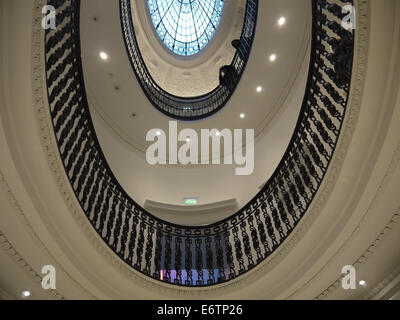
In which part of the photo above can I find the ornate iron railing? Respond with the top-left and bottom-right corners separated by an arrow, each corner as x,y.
44,0 -> 354,286
120,0 -> 258,120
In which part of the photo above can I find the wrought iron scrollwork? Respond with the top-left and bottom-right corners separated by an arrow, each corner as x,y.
44,0 -> 354,287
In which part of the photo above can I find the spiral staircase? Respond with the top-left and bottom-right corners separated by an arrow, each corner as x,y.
0,0 -> 400,299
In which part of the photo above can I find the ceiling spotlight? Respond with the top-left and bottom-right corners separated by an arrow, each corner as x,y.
359,280 -> 367,286
156,131 -> 161,136
256,86 -> 263,93
278,17 -> 286,26
216,131 -> 220,136
240,113 -> 246,119
21,290 -> 31,298
186,138 -> 191,142
99,51 -> 108,60
269,54 -> 277,62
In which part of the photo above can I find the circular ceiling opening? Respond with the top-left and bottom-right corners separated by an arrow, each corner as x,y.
147,0 -> 225,56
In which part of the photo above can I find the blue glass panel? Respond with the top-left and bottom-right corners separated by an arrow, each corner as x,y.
147,0 -> 225,56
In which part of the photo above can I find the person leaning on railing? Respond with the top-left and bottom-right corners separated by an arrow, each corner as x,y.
218,39 -> 244,90
219,65 -> 237,91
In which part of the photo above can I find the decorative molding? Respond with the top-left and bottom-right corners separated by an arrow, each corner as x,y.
30,0 -> 371,298
0,169 -> 96,300
364,264 -> 400,300
0,0 -> 98,300
0,287 -> 15,300
312,0 -> 400,299
316,208 -> 400,300
315,139 -> 400,299
0,229 -> 64,300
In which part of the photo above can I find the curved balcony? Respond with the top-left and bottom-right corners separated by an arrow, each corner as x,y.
44,0 -> 354,287
120,0 -> 258,120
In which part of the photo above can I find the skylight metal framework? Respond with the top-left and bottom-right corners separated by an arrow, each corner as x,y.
147,0 -> 225,56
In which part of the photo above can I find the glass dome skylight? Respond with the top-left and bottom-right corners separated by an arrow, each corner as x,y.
147,0 -> 225,56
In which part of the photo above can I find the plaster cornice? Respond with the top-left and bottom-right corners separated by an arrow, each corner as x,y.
310,0 -> 400,299
0,287 -> 15,300
316,207 -> 400,299
0,169 -> 96,299
0,229 -> 64,300
364,264 -> 400,300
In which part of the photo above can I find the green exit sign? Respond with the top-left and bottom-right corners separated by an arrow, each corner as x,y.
184,198 -> 198,206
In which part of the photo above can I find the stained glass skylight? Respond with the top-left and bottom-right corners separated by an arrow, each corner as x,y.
147,0 -> 225,56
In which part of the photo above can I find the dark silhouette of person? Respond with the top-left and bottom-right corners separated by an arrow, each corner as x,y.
219,65 -> 237,91
231,39 -> 241,50
232,38 -> 246,61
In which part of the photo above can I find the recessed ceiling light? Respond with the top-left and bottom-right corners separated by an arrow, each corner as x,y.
21,290 -> 31,298
256,86 -> 263,93
99,51 -> 108,60
359,280 -> 367,286
269,54 -> 277,62
278,17 -> 286,26
240,113 -> 246,119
